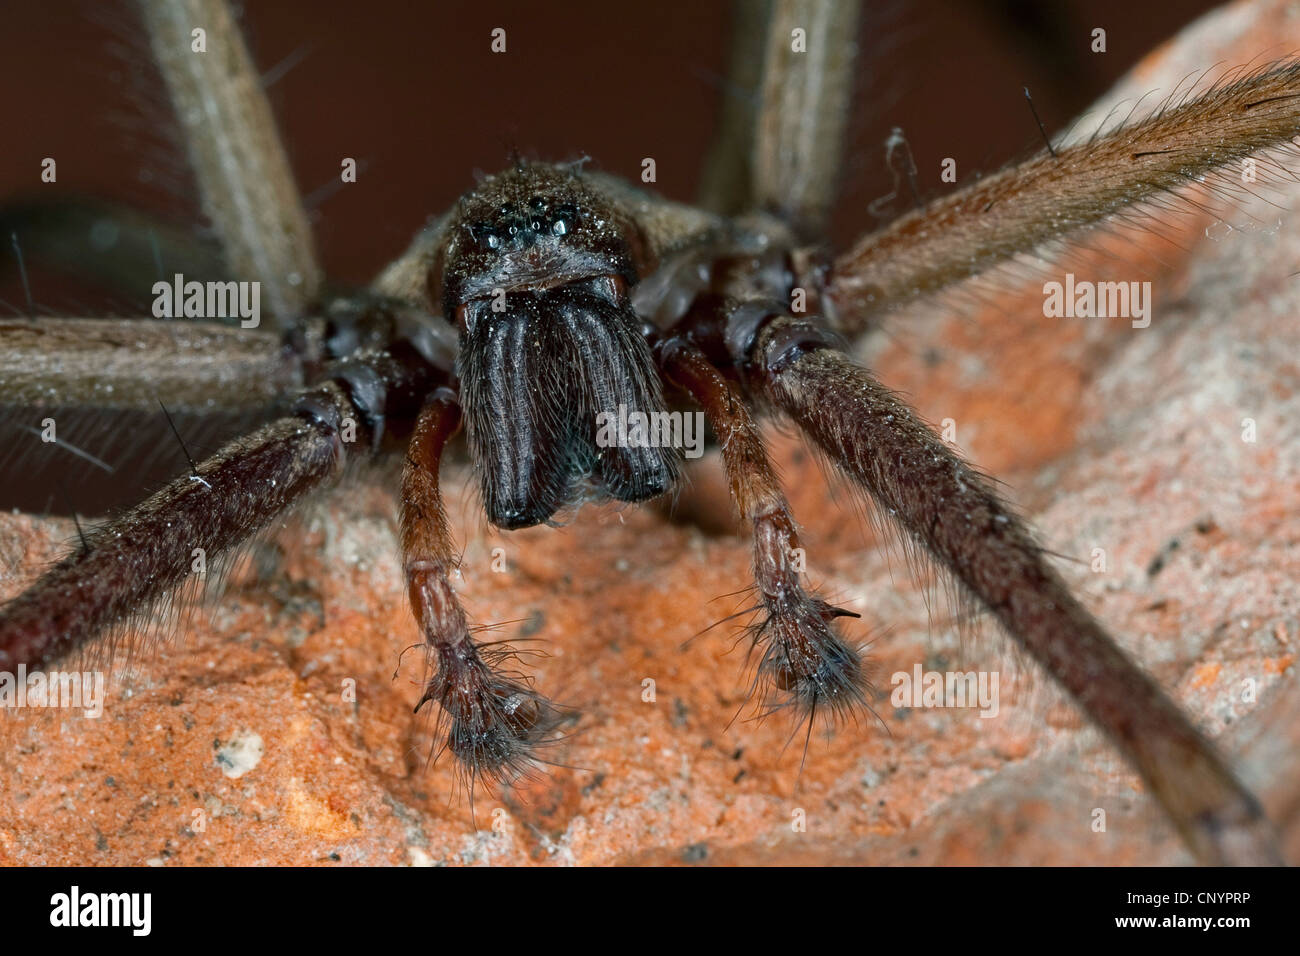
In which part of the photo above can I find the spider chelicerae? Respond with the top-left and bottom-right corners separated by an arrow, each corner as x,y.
0,0 -> 1297,866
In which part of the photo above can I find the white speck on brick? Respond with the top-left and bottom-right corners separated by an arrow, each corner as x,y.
215,731 -> 265,779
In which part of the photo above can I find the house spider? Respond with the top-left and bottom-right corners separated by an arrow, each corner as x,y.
0,0 -> 1297,866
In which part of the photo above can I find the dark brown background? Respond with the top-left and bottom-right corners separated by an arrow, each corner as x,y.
1,0 -> 1224,307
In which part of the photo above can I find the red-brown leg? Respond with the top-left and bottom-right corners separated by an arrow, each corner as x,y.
400,390 -> 565,793
657,337 -> 870,734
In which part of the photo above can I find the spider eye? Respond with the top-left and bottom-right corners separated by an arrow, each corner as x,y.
550,202 -> 578,236
467,222 -> 502,251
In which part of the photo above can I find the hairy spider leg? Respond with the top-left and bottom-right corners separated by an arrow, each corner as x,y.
656,333 -> 872,747
401,391 -> 568,795
0,344 -> 442,672
734,307 -> 1280,866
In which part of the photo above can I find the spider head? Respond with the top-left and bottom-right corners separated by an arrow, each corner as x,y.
437,162 -> 642,312
441,163 -> 676,530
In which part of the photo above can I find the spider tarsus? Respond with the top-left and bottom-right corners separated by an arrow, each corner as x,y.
417,640 -> 570,792
747,592 -> 874,729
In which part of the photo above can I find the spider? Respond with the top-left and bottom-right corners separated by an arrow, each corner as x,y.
0,0 -> 1297,866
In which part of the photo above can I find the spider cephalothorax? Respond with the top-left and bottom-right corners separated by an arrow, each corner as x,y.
2,0 -> 1296,866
